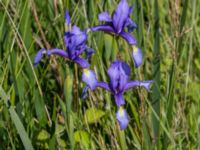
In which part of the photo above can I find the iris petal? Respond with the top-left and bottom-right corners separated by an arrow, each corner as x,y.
98,12 -> 112,22
71,25 -> 82,35
85,48 -> 94,58
75,45 -> 88,57
124,80 -> 153,91
116,107 -> 129,130
91,25 -> 115,32
74,57 -> 90,68
112,0 -> 129,33
64,26 -> 88,59
124,80 -> 140,91
125,18 -> 137,33
34,48 -> 46,66
119,62 -> 131,92
46,49 -> 68,58
70,26 -> 87,47
64,32 -> 71,48
114,93 -> 125,107
82,69 -> 97,90
96,82 -> 111,91
65,10 -> 71,25
128,6 -> 133,16
107,61 -> 131,93
81,85 -> 89,99
107,61 -> 120,92
139,81 -> 153,91
119,31 -> 137,45
132,46 -> 142,68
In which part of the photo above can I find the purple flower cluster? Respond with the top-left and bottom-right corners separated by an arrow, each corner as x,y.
34,14 -> 93,68
34,0 -> 152,130
82,61 -> 152,130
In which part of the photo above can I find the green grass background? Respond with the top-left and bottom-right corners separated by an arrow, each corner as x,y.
0,0 -> 200,149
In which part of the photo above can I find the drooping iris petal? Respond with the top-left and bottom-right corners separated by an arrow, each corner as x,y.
116,107 -> 129,130
124,80 -> 153,91
119,31 -> 137,45
73,57 -> 90,68
34,48 -> 46,66
119,62 -> 131,92
139,80 -> 153,91
132,46 -> 142,68
46,49 -> 68,58
91,25 -> 115,33
81,85 -> 89,99
65,10 -> 71,25
112,0 -> 129,33
82,69 -> 97,90
98,12 -> 112,22
124,80 -> 140,91
114,93 -> 125,107
96,82 -> 111,91
107,61 -> 120,92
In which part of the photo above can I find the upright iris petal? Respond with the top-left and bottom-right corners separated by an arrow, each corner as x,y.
119,62 -> 131,91
112,0 -> 129,33
125,6 -> 137,33
65,10 -> 71,26
98,12 -> 112,22
107,61 -> 120,92
116,106 -> 129,130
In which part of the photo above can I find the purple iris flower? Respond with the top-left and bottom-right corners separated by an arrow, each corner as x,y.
82,60 -> 153,129
34,11 -> 93,68
90,0 -> 142,68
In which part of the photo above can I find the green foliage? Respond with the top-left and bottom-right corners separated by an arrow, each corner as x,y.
84,107 -> 105,124
0,0 -> 200,149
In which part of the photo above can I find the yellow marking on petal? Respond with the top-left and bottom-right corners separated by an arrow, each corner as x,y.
42,50 -> 47,54
133,46 -> 137,53
83,68 -> 91,77
119,106 -> 125,117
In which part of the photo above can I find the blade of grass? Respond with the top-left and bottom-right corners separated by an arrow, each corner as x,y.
0,86 -> 34,150
151,0 -> 160,148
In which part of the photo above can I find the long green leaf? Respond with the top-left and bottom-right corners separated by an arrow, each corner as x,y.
151,0 -> 160,148
0,86 -> 34,150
